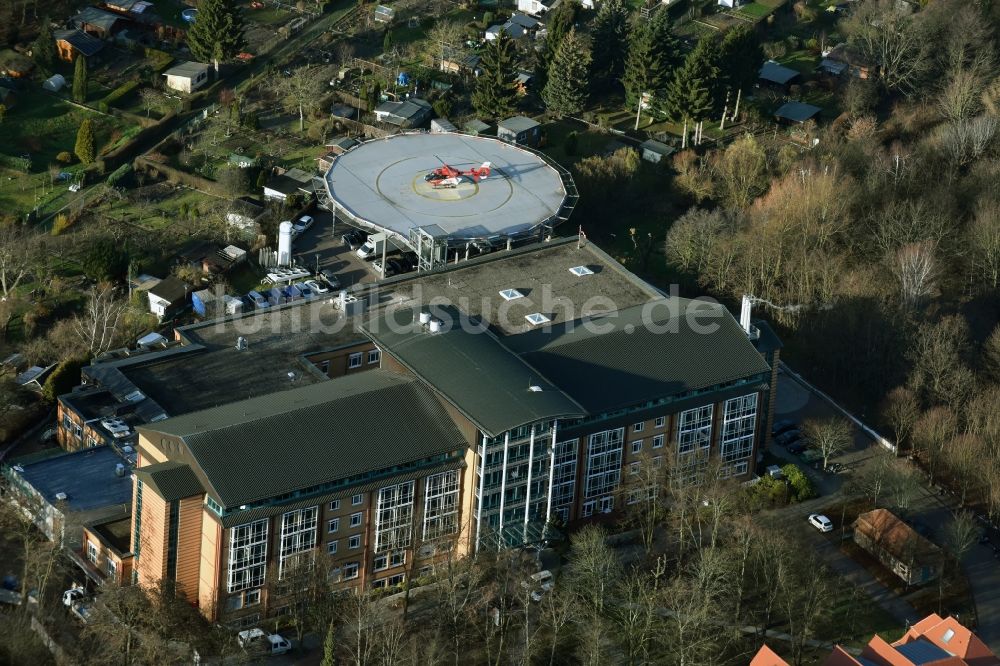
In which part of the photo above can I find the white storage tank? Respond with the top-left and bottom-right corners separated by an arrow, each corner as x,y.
277,221 -> 293,267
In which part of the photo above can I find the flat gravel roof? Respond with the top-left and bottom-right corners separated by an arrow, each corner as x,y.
324,133 -> 567,242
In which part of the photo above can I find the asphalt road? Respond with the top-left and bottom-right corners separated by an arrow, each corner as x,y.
287,211 -> 375,289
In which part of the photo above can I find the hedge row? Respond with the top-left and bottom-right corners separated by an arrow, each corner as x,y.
101,80 -> 141,110
144,47 -> 174,73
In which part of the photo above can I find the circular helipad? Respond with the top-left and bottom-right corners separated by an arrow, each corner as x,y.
324,133 -> 569,243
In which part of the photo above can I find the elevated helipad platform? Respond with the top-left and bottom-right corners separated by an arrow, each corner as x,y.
324,133 -> 571,244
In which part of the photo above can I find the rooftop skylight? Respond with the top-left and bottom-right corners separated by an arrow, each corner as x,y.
569,265 -> 594,276
525,313 -> 550,326
499,289 -> 524,301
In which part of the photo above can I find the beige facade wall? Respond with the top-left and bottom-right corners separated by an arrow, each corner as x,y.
198,512 -> 222,620
135,482 -> 168,588
175,495 -> 204,604
305,341 -> 379,378
81,528 -> 133,586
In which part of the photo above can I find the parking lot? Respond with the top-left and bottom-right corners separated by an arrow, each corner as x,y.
287,210 -> 376,290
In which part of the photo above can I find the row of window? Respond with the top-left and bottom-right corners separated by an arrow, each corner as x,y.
327,511 -> 364,533
348,349 -> 381,369
631,416 -> 667,433
629,435 -> 665,454
86,541 -> 118,577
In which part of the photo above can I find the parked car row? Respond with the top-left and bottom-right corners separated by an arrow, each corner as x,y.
245,273 -> 339,311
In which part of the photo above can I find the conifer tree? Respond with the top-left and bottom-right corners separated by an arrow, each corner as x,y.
32,19 -> 57,77
590,0 -> 629,85
542,28 -> 592,118
663,37 -> 720,122
717,24 -> 763,96
73,55 -> 88,103
186,0 -> 247,65
622,9 -> 681,111
472,30 -> 519,120
536,0 -> 579,88
75,119 -> 96,165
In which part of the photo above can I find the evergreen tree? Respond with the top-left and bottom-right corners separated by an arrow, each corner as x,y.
542,28 -> 592,118
590,0 -> 629,85
186,0 -> 246,64
622,9 -> 681,111
663,38 -> 720,122
75,118 -> 96,165
320,622 -> 335,666
717,24 -> 763,96
73,55 -> 88,104
472,30 -> 519,120
536,0 -> 580,88
32,19 -> 57,77
383,28 -> 393,53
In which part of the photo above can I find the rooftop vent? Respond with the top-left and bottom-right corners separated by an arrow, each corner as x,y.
236,336 -> 248,351
942,629 -> 955,644
428,318 -> 443,333
287,371 -> 298,382
124,390 -> 145,403
150,413 -> 168,422
419,311 -> 432,325
115,463 -> 126,477
499,288 -> 524,301
569,265 -> 594,277
528,385 -> 543,392
525,313 -> 550,326
55,492 -> 68,502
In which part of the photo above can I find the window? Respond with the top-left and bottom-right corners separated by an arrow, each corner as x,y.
328,540 -> 339,555
350,512 -> 362,528
631,440 -> 643,454
584,428 -> 624,498
677,405 -> 713,454
87,542 -> 98,563
348,535 -> 361,549
629,462 -> 640,476
374,553 -> 388,571
600,496 -> 614,513
499,288 -> 524,301
343,563 -> 359,580
388,573 -> 405,586
390,551 -> 405,567
106,558 -> 117,578
368,349 -> 380,364
352,494 -> 363,506
653,434 -> 664,449
86,435 -> 99,448
551,439 -> 578,512
245,589 -> 260,606
568,265 -> 594,276
279,506 -> 318,579
329,500 -> 340,511
374,481 -> 415,552
348,353 -> 362,369
422,470 -> 459,540
328,519 -> 339,533
228,519 -> 268,593
372,578 -> 387,589
582,501 -> 595,517
655,416 -> 666,429
720,394 -> 757,463
653,456 -> 662,468
318,360 -> 330,375
633,422 -> 644,433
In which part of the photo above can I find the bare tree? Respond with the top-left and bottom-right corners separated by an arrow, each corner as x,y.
908,316 -> 972,407
538,586 -> 575,666
970,200 -> 1000,291
710,135 -> 769,211
140,88 -> 165,118
274,65 -> 325,132
939,510 -> 979,614
562,525 -> 620,616
937,115 -> 999,167
844,0 -> 931,94
73,284 -> 128,355
881,386 -> 920,452
0,223 -> 37,300
617,449 -> 670,554
894,241 -> 938,306
856,448 -> 894,508
912,406 -> 958,484
803,417 -> 853,470
340,589 -> 381,666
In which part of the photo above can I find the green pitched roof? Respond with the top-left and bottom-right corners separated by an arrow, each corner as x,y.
138,370 -> 468,508
503,298 -> 772,413
362,307 -> 585,437
135,461 -> 204,502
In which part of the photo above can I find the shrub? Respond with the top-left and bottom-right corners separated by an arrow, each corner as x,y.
432,97 -> 452,119
782,463 -> 817,502
56,151 -> 73,164
51,213 -> 73,236
564,130 -> 578,156
42,358 -> 85,403
106,163 -> 133,188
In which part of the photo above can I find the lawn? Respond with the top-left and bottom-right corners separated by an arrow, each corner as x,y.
816,578 -> 906,649
540,121 -> 614,167
779,49 -> 819,75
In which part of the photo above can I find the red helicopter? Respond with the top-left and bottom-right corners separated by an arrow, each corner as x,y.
424,156 -> 492,189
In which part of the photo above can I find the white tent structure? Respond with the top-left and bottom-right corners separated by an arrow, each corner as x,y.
43,74 -> 66,93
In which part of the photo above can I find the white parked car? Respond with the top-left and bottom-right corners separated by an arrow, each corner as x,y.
237,628 -> 292,655
62,587 -> 85,607
292,215 -> 314,236
808,514 -> 834,533
304,279 -> 329,294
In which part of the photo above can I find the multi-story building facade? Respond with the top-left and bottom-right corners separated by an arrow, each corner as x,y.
56,238 -> 780,625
